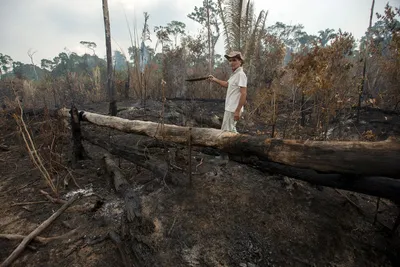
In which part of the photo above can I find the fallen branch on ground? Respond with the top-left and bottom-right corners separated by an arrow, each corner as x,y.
1,193 -> 80,267
40,190 -> 67,204
0,228 -> 80,245
11,201 -> 48,206
334,189 -> 364,215
103,154 -> 141,222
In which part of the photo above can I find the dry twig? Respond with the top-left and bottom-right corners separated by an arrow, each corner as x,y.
11,201 -> 48,207
0,228 -> 80,245
40,190 -> 67,204
335,189 -> 364,215
11,94 -> 57,195
1,194 -> 80,267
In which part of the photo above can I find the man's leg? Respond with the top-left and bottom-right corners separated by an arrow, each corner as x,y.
221,111 -> 238,133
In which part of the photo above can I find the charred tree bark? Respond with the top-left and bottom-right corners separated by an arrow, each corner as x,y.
70,106 -> 86,165
357,0 -> 375,123
300,92 -> 306,127
83,129 -> 168,179
58,108 -> 400,178
102,0 -> 117,116
103,154 -> 141,222
230,154 -> 400,202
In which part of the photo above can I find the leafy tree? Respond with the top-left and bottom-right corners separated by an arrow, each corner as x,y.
289,31 -> 356,136
188,0 -> 221,65
114,50 -> 127,71
154,26 -> 172,52
12,61 -> 24,78
267,22 -> 308,49
166,21 -> 186,48
80,41 -> 97,55
41,59 -> 56,71
217,0 -> 258,52
0,53 -> 13,77
128,45 -> 155,63
317,28 -> 337,47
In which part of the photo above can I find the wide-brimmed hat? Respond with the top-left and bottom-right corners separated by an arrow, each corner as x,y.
224,51 -> 244,61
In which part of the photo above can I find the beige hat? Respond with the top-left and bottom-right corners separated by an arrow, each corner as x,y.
224,51 -> 244,61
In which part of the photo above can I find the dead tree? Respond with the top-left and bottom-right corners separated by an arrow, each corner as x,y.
70,106 -> 86,165
58,108 -> 400,178
102,0 -> 117,116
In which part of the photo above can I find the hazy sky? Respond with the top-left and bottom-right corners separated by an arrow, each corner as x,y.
0,0 -> 398,65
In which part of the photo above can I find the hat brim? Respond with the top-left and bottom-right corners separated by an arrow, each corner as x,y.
224,54 -> 243,61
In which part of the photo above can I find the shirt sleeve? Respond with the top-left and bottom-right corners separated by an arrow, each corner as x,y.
237,72 -> 247,87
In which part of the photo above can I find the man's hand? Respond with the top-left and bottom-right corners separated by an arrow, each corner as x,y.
209,75 -> 228,88
234,110 -> 240,121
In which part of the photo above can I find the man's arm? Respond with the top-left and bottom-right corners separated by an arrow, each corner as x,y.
209,75 -> 228,88
234,87 -> 247,121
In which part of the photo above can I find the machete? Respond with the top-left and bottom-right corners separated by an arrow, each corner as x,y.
185,76 -> 209,82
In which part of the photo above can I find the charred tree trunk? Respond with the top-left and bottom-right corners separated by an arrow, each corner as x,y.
102,154 -> 141,222
102,0 -> 117,116
357,0 -> 375,123
83,128 -> 168,179
58,108 -> 400,178
231,155 -> 400,203
300,92 -> 306,127
70,106 -> 86,165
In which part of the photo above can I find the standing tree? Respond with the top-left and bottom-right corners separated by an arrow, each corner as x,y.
80,41 -> 97,55
166,21 -> 186,49
188,0 -> 221,66
102,0 -> 117,116
27,49 -> 39,80
188,0 -> 221,97
154,26 -> 172,53
317,28 -> 337,47
0,53 -> 13,78
357,0 -> 375,123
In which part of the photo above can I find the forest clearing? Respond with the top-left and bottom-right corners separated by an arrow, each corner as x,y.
1,0 -> 400,266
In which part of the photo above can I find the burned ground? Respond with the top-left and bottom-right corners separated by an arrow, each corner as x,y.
1,99 -> 399,267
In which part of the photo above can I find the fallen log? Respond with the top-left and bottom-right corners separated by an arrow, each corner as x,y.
72,123 -> 400,202
230,155 -> 400,202
59,108 -> 400,178
103,154 -> 141,222
84,129 -> 168,179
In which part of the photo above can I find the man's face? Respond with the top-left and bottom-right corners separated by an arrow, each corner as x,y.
228,57 -> 241,71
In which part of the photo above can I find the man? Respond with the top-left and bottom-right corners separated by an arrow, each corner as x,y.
209,51 -> 247,133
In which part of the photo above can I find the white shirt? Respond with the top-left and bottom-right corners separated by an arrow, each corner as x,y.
225,67 -> 247,112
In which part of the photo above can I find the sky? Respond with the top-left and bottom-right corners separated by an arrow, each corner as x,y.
0,0 -> 398,65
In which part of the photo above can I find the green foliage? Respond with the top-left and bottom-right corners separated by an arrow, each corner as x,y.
80,41 -> 97,55
0,53 -> 13,75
